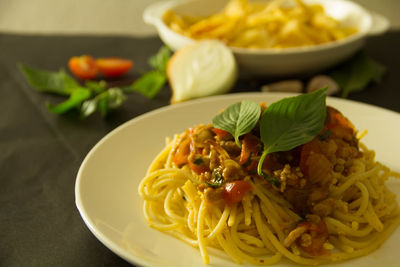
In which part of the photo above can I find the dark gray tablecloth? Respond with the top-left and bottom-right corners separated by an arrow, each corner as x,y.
0,32 -> 399,267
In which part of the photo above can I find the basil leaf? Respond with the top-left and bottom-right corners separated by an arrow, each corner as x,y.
85,80 -> 107,94
212,100 -> 261,147
95,88 -> 127,117
47,88 -> 91,114
81,87 -> 127,118
105,88 -> 126,109
330,51 -> 386,98
149,45 -> 171,73
80,98 -> 98,118
127,46 -> 171,99
130,70 -> 167,98
19,64 -> 79,95
257,87 -> 327,174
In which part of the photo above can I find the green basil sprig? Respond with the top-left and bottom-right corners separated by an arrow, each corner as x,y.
19,63 -> 125,118
330,50 -> 386,98
18,45 -> 172,119
212,100 -> 261,147
257,87 -> 327,174
130,70 -> 167,98
128,45 -> 171,98
80,88 -> 126,118
19,64 -> 79,95
47,88 -> 91,114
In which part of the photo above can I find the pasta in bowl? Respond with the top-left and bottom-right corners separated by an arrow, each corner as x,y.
138,89 -> 400,265
163,0 -> 358,49
144,0 -> 389,76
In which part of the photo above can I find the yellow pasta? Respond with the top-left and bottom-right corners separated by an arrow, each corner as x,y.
163,0 -> 358,49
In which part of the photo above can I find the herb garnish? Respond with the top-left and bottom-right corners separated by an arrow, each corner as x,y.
212,100 -> 261,147
128,46 -> 171,98
83,88 -> 126,118
193,157 -> 204,165
261,172 -> 281,188
18,46 -> 172,118
205,170 -> 224,188
330,51 -> 386,98
47,88 -> 91,114
19,63 -> 127,118
319,129 -> 332,141
257,87 -> 327,174
19,64 -> 79,95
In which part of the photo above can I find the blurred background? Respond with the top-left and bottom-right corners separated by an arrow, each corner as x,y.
0,0 -> 399,36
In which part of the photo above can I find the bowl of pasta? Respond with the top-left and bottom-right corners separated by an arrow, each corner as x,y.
144,0 -> 389,76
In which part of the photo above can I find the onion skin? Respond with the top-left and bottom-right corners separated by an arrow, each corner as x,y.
167,40 -> 237,103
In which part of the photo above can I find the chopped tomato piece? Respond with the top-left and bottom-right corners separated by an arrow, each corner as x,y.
261,154 -> 282,171
96,57 -> 133,77
326,107 -> 354,131
299,138 -> 332,185
245,160 -> 259,172
212,128 -> 230,138
68,55 -> 98,80
297,220 -> 329,256
327,123 -> 354,140
172,137 -> 191,166
299,139 -> 321,174
188,154 -> 209,174
303,153 -> 332,185
222,180 -> 253,206
239,134 -> 260,165
326,106 -> 355,139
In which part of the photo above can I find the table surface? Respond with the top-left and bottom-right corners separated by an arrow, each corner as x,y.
1,27 -> 400,267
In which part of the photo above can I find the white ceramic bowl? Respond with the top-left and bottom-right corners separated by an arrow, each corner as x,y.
144,0 -> 389,77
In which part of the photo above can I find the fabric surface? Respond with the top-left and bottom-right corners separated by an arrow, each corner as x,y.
0,32 -> 399,267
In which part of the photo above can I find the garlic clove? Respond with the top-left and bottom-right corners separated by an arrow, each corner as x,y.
306,75 -> 339,95
261,80 -> 303,93
167,40 -> 237,103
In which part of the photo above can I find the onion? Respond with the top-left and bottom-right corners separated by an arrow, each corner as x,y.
167,40 -> 237,103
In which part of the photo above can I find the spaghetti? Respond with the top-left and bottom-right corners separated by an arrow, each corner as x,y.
138,105 -> 400,265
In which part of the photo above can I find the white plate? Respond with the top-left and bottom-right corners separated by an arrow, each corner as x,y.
75,92 -> 400,267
